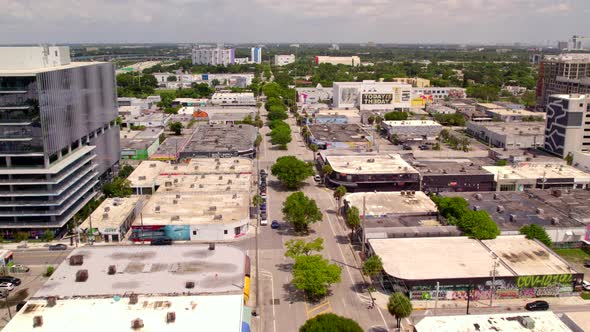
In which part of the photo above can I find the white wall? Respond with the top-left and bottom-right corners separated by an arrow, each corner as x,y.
0,46 -> 71,70
189,219 -> 250,241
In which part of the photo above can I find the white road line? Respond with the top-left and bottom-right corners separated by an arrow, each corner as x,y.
260,270 -> 276,332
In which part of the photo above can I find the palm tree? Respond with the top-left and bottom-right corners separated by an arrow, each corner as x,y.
333,185 -> 347,216
387,293 -> 413,328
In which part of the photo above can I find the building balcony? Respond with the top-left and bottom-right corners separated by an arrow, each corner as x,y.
0,167 -> 97,197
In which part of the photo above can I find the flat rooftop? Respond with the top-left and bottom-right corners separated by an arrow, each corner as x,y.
314,109 -> 360,117
79,197 -> 142,231
139,191 -> 250,226
156,173 -> 250,193
129,158 -> 253,188
308,124 -> 370,142
477,103 -> 505,109
0,61 -> 103,75
415,312 -> 572,332
469,121 -> 545,136
484,163 -> 590,181
369,235 -> 579,281
486,108 -> 545,117
409,158 -> 494,175
481,236 -> 574,276
442,191 -> 587,230
370,237 -> 514,280
3,294 -> 243,332
324,153 -> 418,175
344,191 -> 437,216
182,124 -> 256,154
35,245 -> 245,298
382,120 -> 441,127
153,135 -> 192,158
120,127 -> 163,140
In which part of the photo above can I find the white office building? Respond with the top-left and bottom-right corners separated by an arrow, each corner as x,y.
192,46 -> 235,66
274,54 -> 295,66
211,92 -> 257,106
544,94 -> 590,158
333,81 -> 412,111
315,56 -> 361,66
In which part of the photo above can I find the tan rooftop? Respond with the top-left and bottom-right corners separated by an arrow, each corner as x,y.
325,154 -> 418,175
484,163 -> 590,181
344,191 -> 437,216
79,197 -> 142,231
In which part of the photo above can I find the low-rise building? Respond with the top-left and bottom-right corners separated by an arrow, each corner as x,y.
79,197 -> 143,242
483,162 -> 590,191
307,124 -> 372,151
120,128 -> 163,160
306,109 -> 361,125
211,92 -> 256,106
172,98 -> 208,107
3,245 -> 248,332
381,120 -> 442,142
318,153 -> 420,192
446,100 -> 493,121
315,56 -> 361,66
467,121 -> 545,149
411,87 -> 466,101
415,312 -> 572,332
296,86 -> 333,105
179,124 -> 257,159
369,235 -> 584,298
121,112 -> 171,128
274,54 -> 295,66
426,103 -> 456,114
333,81 -> 412,111
390,77 -> 430,88
443,190 -> 590,245
476,103 -> 544,122
410,158 -> 496,193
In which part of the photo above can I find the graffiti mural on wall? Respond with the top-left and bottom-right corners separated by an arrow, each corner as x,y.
409,274 -> 576,301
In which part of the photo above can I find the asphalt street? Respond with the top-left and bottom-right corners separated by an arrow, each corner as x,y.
12,249 -> 72,266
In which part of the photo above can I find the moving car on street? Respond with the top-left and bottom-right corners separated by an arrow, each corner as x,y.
48,244 -> 67,251
525,300 -> 549,311
271,220 -> 280,229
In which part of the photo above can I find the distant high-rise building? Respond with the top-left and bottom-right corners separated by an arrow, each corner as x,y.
0,46 -> 119,236
537,54 -> 590,111
274,54 -> 295,66
192,46 -> 235,66
557,41 -> 568,50
330,43 -> 340,51
250,47 -> 262,64
544,94 -> 590,158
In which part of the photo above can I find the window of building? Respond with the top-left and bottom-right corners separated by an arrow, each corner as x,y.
224,230 -> 228,235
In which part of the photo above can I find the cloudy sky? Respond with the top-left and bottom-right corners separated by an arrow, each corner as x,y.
0,0 -> 588,45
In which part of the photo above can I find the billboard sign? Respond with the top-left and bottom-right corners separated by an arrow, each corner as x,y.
362,93 -> 393,105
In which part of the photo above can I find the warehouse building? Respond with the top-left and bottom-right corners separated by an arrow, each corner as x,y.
318,153 -> 420,192
306,124 -> 372,151
415,312 -> 572,332
3,245 -> 248,332
410,158 -> 496,193
443,190 -> 590,245
120,128 -> 163,160
179,124 -> 257,159
79,197 -> 143,243
483,162 -> 590,191
466,121 -> 545,149
305,108 -> 361,125
211,92 -> 256,106
369,235 -> 584,300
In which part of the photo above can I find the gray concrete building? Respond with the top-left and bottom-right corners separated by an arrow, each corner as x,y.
467,121 -> 545,149
0,46 -> 119,236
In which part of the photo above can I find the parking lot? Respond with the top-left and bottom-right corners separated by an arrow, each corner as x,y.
0,266 -> 49,330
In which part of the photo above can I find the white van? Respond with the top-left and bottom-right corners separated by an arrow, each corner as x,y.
260,218 -> 268,226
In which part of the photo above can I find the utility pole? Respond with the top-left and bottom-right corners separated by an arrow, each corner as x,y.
4,293 -> 11,319
466,284 -> 472,315
490,258 -> 499,307
434,281 -> 440,314
360,195 -> 367,260
88,214 -> 93,245
140,213 -> 144,245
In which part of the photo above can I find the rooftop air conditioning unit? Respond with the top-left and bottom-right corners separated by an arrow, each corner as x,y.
496,205 -> 504,212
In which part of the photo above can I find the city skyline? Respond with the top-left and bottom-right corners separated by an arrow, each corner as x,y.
1,0 -> 588,45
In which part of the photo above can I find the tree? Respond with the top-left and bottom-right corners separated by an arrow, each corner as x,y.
254,134 -> 262,148
346,206 -> 361,239
496,159 -> 508,166
102,177 -> 132,198
159,133 -> 166,144
333,185 -> 347,215
384,111 -> 408,121
387,292 -> 413,328
321,165 -> 333,180
284,238 -> 324,259
271,156 -> 314,189
118,164 -> 135,178
270,125 -> 292,149
520,224 -> 552,247
292,255 -> 342,299
267,109 -> 288,121
431,196 -> 500,240
14,231 -> 30,242
299,313 -> 363,332
166,75 -> 177,82
41,230 -> 55,242
211,78 -> 220,86
282,191 -> 323,233
168,121 -> 183,135
252,194 -> 263,207
565,152 -> 574,166
362,255 -> 383,278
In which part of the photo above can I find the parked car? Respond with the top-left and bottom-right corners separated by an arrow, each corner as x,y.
0,283 -> 14,291
0,276 -> 21,286
419,144 -> 429,150
271,220 -> 280,229
260,216 -> 268,226
260,169 -> 267,176
150,238 -> 172,245
260,211 -> 267,220
261,192 -> 267,198
260,203 -> 267,211
525,300 -> 549,311
583,260 -> 590,268
48,244 -> 67,251
314,175 -> 321,182
582,280 -> 590,291
10,264 -> 30,273
402,144 -> 412,150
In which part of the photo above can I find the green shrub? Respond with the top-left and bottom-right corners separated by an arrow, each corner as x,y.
45,266 -> 55,277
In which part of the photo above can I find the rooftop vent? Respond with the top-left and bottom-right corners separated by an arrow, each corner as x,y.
509,214 -> 517,222
209,206 -> 217,211
493,193 -> 500,200
102,213 -> 109,219
69,255 -> 84,266
209,243 -> 216,250
131,318 -> 144,330
536,208 -> 544,214
129,294 -> 138,305
104,207 -> 110,212
166,312 -> 176,324
551,217 -> 559,225
474,194 -> 483,201
173,200 -> 178,205
552,190 -> 562,197
149,163 -> 157,168
473,205 -> 481,211
194,166 -> 199,170
496,205 -> 505,213
176,194 -> 181,199
174,178 -> 178,183
367,158 -> 375,163
33,316 -> 43,328
46,296 -> 56,307
138,176 -> 146,181
185,281 -> 195,289
214,214 -> 223,220
108,265 -> 116,275
171,215 -> 180,221
75,269 -> 89,282
155,206 -> 160,212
